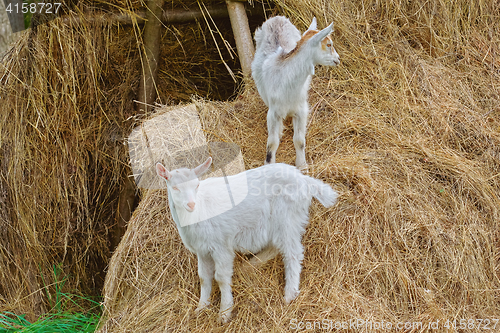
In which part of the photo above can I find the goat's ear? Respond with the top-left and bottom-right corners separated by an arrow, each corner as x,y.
304,17 -> 317,35
194,157 -> 212,177
309,22 -> 333,45
156,162 -> 171,181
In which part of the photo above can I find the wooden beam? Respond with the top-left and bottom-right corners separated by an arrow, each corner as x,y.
226,1 -> 254,76
61,6 -> 236,25
162,6 -> 228,24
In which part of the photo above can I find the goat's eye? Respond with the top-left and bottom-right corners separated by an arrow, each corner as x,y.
172,186 -> 180,191
327,43 -> 332,48
196,184 -> 200,189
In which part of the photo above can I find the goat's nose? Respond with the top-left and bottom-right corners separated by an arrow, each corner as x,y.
187,202 -> 195,210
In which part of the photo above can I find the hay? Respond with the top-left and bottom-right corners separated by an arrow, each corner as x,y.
98,0 -> 500,332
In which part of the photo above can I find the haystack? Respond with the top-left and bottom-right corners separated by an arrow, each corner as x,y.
0,0 -> 262,320
98,0 -> 500,332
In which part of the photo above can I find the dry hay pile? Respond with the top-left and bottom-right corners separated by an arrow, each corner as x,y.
98,0 -> 500,332
0,0 -> 254,320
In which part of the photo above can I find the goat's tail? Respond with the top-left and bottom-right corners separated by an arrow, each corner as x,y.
254,16 -> 299,55
306,176 -> 338,208
254,22 -> 281,54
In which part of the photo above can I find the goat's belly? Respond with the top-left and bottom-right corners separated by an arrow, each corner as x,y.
233,227 -> 269,254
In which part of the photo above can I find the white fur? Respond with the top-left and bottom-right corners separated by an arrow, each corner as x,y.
251,16 -> 340,167
156,157 -> 338,323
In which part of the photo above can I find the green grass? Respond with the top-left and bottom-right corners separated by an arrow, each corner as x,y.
0,311 -> 99,333
0,265 -> 101,333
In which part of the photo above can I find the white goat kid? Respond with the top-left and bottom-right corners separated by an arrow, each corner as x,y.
156,157 -> 338,323
252,16 -> 340,168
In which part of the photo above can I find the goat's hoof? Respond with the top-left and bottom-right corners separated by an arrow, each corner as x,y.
195,304 -> 209,315
218,310 -> 232,324
296,163 -> 309,172
284,290 -> 299,304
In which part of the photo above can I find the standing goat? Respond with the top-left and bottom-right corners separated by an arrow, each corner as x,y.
156,157 -> 338,323
251,16 -> 339,168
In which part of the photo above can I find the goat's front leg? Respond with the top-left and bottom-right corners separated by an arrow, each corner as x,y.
195,253 -> 215,314
213,251 -> 235,323
292,108 -> 308,168
265,109 -> 282,164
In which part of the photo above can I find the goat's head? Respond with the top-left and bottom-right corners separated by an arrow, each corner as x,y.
156,157 -> 212,212
304,17 -> 340,67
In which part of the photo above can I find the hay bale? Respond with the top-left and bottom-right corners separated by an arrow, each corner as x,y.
128,103 -> 245,189
99,0 -> 500,331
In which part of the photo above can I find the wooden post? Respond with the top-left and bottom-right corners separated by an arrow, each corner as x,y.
3,0 -> 24,32
226,1 -> 254,77
114,0 -> 164,250
136,0 -> 164,113
112,172 -> 136,251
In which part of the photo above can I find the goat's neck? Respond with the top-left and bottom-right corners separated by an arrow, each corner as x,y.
284,44 -> 316,82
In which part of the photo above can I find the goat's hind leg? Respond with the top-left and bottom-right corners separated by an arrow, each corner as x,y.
279,238 -> 304,304
265,108 -> 282,164
292,109 -> 308,168
195,253 -> 215,314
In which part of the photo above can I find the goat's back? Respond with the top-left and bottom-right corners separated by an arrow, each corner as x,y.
254,16 -> 301,55
175,164 -> 335,255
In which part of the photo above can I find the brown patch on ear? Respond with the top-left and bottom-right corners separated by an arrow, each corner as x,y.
282,30 -> 318,59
